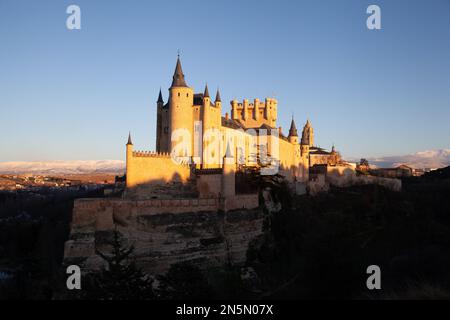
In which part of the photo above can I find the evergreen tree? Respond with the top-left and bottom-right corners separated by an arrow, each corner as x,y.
90,229 -> 155,300
157,262 -> 213,300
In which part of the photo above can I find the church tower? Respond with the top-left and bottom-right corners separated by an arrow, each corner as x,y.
168,56 -> 194,157
300,120 -> 313,182
301,119 -> 314,148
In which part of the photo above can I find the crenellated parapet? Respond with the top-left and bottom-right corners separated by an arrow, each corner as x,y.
231,97 -> 277,128
126,140 -> 192,189
132,150 -> 171,158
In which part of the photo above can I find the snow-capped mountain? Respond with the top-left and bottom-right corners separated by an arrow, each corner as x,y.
0,160 -> 125,175
0,149 -> 448,174
367,149 -> 450,169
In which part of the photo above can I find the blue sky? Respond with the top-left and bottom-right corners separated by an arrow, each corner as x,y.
0,0 -> 449,161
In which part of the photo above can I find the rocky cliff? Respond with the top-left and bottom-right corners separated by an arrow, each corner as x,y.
64,197 -> 263,274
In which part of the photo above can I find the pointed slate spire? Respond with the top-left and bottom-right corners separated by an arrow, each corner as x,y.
157,88 -> 164,103
127,132 -> 133,145
288,117 -> 298,137
171,56 -> 188,87
204,83 -> 210,98
215,88 -> 221,102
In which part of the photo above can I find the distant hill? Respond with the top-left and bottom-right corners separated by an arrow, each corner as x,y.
0,160 -> 125,175
367,149 -> 450,169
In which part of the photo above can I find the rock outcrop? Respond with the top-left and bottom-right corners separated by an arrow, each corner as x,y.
64,197 -> 263,274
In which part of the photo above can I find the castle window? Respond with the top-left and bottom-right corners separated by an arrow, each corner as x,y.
178,93 -> 180,97
164,127 -> 168,133
186,93 -> 189,97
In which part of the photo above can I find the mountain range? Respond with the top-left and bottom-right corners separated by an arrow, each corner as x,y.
363,149 -> 450,169
0,160 -> 125,175
0,149 -> 448,174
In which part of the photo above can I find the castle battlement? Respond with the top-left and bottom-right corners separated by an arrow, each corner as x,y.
231,97 -> 277,109
230,97 -> 278,128
132,150 -> 171,158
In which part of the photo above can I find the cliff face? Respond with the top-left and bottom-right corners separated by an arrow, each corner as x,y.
63,198 -> 264,274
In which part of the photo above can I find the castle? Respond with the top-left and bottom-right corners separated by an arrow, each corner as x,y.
125,56 -> 343,197
63,57 -> 359,273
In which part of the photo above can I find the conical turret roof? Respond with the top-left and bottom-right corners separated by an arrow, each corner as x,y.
288,117 -> 298,137
171,56 -> 188,87
157,88 -> 164,103
215,89 -> 221,102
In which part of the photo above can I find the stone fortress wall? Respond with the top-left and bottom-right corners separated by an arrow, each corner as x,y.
64,144 -> 262,273
126,149 -> 191,189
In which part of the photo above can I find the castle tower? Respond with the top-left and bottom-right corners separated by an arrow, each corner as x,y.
231,99 -> 238,120
126,132 -> 134,188
156,88 -> 164,152
215,88 -> 222,109
168,56 -> 194,156
203,83 -> 210,108
202,84 -> 222,168
243,99 -> 249,121
288,117 -> 298,144
300,121 -> 311,155
202,83 -> 211,166
254,98 -> 260,120
288,117 -> 301,179
222,143 -> 235,198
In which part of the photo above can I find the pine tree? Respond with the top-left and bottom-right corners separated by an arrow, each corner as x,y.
157,262 -> 213,300
91,229 -> 155,300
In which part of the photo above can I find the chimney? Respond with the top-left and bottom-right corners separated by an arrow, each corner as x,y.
225,112 -> 229,120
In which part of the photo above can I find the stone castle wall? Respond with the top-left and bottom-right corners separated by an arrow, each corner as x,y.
126,150 -> 191,189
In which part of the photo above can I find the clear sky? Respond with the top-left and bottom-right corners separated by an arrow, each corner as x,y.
1,0 -> 449,162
